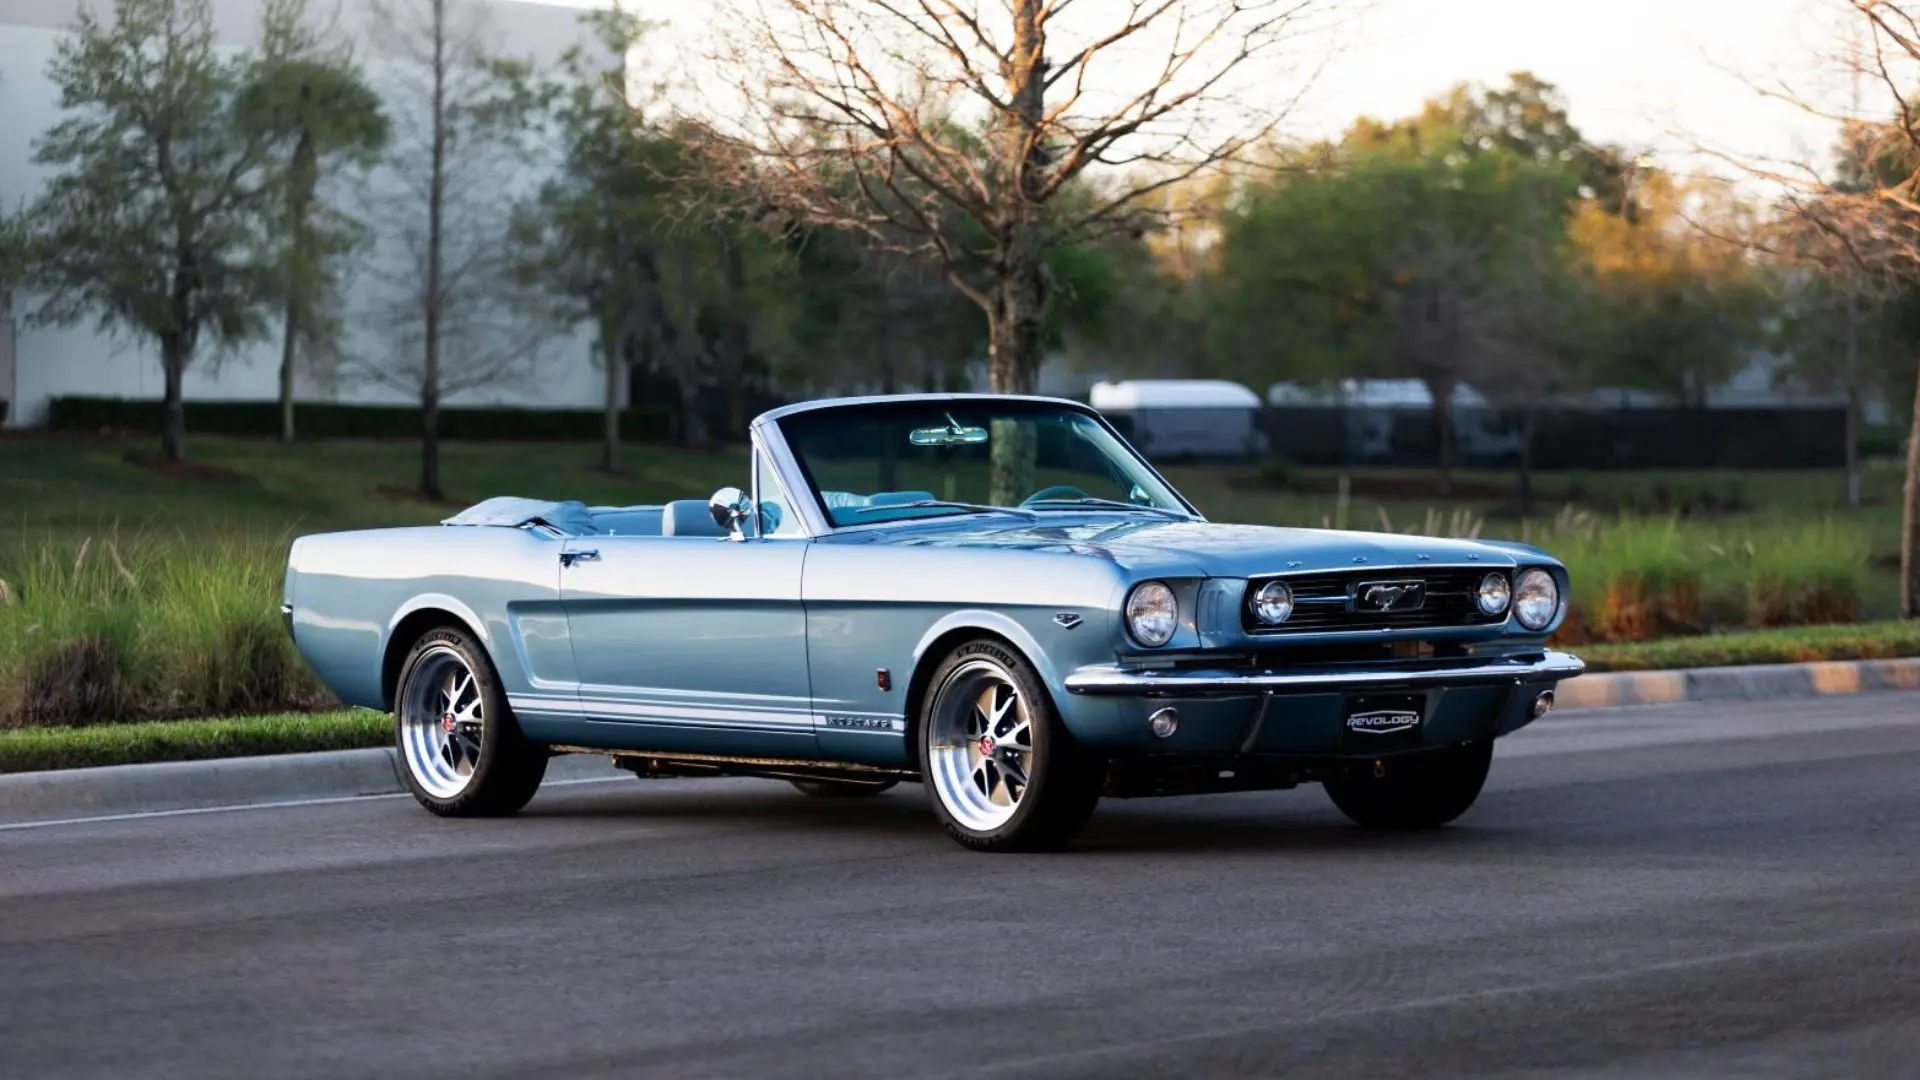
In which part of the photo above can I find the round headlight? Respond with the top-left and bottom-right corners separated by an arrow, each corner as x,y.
1250,580 -> 1294,624
1513,568 -> 1559,630
1125,581 -> 1178,647
1476,572 -> 1511,616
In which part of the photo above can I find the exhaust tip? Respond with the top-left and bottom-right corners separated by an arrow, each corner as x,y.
1148,707 -> 1180,738
1532,690 -> 1555,720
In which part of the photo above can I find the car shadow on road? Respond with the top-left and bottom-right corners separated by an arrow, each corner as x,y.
523,780 -> 1531,856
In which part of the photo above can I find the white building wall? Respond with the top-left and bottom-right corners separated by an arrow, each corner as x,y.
0,0 -> 607,428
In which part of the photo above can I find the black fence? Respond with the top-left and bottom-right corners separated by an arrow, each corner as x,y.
35,394 -> 1859,470
1262,406 -> 1852,470
46,397 -> 679,442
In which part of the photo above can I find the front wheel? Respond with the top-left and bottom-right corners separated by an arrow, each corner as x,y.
918,639 -> 1102,852
394,626 -> 548,817
1322,741 -> 1493,829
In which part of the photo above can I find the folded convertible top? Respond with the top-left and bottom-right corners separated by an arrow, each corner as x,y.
441,496 -> 600,536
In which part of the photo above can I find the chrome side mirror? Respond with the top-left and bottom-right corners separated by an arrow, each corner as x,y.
709,486 -> 752,540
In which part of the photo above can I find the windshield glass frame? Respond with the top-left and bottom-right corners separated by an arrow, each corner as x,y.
769,397 -> 1200,531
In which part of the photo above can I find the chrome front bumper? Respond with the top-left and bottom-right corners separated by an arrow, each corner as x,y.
1063,651 -> 1585,697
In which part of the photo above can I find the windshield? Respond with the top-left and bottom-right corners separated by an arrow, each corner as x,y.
776,400 -> 1192,527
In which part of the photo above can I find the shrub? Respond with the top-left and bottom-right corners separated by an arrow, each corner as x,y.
1510,511 -> 1872,644
0,530 -> 334,728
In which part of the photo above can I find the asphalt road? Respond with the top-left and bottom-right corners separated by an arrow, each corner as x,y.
2,695 -> 1918,1080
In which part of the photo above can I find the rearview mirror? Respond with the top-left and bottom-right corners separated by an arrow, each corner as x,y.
709,486 -> 752,540
909,423 -> 989,447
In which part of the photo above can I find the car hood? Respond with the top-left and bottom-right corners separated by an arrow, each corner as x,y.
841,515 -> 1554,579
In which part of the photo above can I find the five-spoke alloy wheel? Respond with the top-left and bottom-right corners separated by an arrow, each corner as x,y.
920,639 -> 1101,852
394,626 -> 548,816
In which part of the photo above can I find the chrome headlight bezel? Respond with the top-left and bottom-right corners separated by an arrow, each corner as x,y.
1513,568 -> 1560,631
1249,579 -> 1294,625
1476,572 -> 1511,616
1125,580 -> 1179,647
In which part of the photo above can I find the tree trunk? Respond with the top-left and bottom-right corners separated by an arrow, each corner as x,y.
1846,385 -> 1862,511
279,129 -> 317,445
987,305 -> 1041,506
160,334 -> 187,462
278,310 -> 298,444
721,239 -> 750,437
418,0 -> 449,502
983,0 -> 1052,506
1516,404 -> 1539,519
676,375 -> 704,450
1902,355 -> 1920,618
601,327 -> 623,473
1845,289 -> 1862,509
877,301 -> 897,491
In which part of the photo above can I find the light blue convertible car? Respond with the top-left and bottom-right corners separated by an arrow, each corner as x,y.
284,394 -> 1584,851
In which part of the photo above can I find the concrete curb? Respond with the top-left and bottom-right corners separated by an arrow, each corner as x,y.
1556,656 -> 1920,710
0,747 -> 626,827
1,657 -> 1916,826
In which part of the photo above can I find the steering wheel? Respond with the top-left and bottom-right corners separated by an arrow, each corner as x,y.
1022,484 -> 1091,506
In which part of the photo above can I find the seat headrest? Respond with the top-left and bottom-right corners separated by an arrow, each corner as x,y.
662,500 -> 728,537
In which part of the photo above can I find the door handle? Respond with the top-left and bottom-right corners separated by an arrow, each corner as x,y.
559,549 -> 601,568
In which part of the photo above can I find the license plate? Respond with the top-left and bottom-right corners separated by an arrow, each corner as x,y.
1343,694 -> 1425,749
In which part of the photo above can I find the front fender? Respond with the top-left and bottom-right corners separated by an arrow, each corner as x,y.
910,608 -> 1069,697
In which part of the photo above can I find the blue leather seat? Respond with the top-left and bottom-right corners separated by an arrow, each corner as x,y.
662,500 -> 728,537
588,508 -> 665,536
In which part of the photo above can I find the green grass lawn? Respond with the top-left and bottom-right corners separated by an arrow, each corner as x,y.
0,710 -> 385,773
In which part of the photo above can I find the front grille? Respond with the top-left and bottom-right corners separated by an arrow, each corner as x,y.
1242,568 -> 1507,634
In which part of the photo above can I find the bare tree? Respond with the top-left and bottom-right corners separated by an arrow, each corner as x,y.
1707,0 -> 1920,616
358,0 -> 554,499
700,0 -> 1341,496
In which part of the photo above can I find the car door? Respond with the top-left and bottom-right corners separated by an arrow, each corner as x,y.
557,508 -> 814,758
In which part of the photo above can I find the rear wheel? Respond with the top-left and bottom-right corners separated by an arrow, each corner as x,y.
918,639 -> 1102,852
1322,741 -> 1493,829
789,778 -> 898,798
394,627 -> 548,817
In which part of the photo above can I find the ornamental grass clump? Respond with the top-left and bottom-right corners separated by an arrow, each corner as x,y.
0,529 -> 332,728
1505,510 -> 1870,644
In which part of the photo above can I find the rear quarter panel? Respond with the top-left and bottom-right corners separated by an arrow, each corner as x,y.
285,527 -> 572,710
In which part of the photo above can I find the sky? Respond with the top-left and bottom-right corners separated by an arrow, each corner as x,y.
527,0 -> 1846,178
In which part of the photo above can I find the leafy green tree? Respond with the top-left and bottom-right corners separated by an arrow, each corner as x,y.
1566,170 -> 1770,405
1212,98 -> 1588,493
17,0 -> 276,460
235,0 -> 390,443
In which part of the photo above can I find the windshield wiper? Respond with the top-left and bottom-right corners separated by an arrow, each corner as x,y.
846,499 -> 1038,521
1024,497 -> 1190,518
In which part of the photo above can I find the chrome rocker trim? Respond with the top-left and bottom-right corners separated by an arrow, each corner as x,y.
1064,651 -> 1586,697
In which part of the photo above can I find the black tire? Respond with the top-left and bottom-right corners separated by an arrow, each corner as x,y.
917,638 -> 1103,852
1322,740 -> 1493,830
393,626 -> 548,817
789,778 -> 899,798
